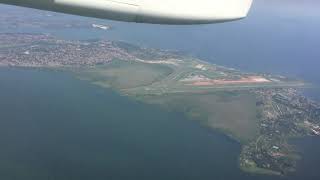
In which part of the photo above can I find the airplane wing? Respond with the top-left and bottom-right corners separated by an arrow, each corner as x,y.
0,0 -> 253,25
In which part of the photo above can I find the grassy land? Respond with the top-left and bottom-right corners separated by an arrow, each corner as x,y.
74,58 -> 304,144
75,60 -> 261,143
137,91 -> 260,143
240,160 -> 282,176
74,59 -> 280,143
77,60 -> 173,90
72,56 -> 310,176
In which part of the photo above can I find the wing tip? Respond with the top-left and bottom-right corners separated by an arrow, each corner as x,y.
243,0 -> 254,18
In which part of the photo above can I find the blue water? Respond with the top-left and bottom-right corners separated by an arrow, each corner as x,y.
0,68 -> 266,180
1,67 -> 319,180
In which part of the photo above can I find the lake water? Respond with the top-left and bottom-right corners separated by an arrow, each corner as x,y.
0,68 -> 246,180
0,68 -> 319,180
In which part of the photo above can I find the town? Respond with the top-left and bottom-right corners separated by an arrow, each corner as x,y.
240,88 -> 320,175
0,33 -> 134,67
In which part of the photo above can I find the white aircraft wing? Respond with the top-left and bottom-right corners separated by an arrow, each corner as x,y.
0,0 -> 253,24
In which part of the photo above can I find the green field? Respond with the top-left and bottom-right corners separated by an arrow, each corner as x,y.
77,60 -> 173,90
74,58 -> 303,144
138,91 -> 260,143
71,53 -> 310,176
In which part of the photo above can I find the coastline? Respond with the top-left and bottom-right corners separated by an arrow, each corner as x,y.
1,33 -> 320,176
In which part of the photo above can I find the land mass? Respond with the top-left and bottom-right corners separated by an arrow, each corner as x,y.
1,33 -> 319,176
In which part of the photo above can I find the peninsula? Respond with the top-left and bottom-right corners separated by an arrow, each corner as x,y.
1,33 -> 319,175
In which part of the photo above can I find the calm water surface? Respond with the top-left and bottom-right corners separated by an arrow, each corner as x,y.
0,68 -> 319,180
0,68 -> 248,180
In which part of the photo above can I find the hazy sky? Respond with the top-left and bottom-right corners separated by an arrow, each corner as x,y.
255,0 -> 320,18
